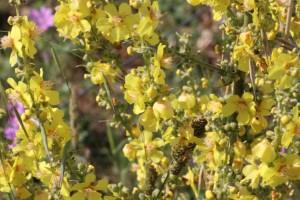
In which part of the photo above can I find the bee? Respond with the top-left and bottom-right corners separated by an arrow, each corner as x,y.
256,56 -> 268,74
253,48 -> 268,74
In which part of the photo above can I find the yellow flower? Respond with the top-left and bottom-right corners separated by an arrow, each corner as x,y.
234,140 -> 247,157
259,154 -> 300,187
241,160 -> 261,188
282,107 -> 300,147
30,69 -> 60,105
137,0 -> 161,38
139,131 -> 164,163
233,44 -> 251,72
97,3 -> 135,43
250,97 -> 276,134
166,123 -> 195,145
153,99 -> 174,120
1,25 -> 23,66
43,107 -> 71,146
183,167 -> 198,198
54,0 -> 91,39
207,94 -> 222,119
255,77 -> 274,94
252,139 -> 276,163
9,155 -> 34,186
0,161 -> 12,193
71,174 -> 108,200
187,0 -> 202,6
239,31 -> 253,46
13,121 -> 44,158
177,92 -> 196,110
153,67 -> 166,84
197,131 -> 223,170
222,92 -> 256,125
16,186 -> 32,199
268,48 -> 300,89
90,62 -> 118,85
21,16 -> 42,59
6,78 -> 32,108
123,143 -> 138,161
138,107 -> 159,132
154,43 -> 172,69
186,0 -> 231,20
124,72 -> 146,114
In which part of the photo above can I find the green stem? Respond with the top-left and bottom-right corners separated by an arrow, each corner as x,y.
12,105 -> 29,139
154,172 -> 170,200
15,6 -> 20,17
106,121 -> 116,156
40,38 -> 83,59
274,102 -> 283,151
174,51 -> 226,75
197,164 -> 204,199
285,0 -> 294,38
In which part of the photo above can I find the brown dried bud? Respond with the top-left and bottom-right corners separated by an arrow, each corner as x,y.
191,115 -> 207,138
145,164 -> 158,195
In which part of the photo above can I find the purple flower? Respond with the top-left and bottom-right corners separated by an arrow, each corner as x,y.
4,102 -> 25,149
29,6 -> 54,31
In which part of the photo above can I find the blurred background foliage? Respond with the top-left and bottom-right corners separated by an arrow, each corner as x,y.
0,0 -> 221,188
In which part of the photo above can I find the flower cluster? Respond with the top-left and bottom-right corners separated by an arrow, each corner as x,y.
1,0 -> 300,199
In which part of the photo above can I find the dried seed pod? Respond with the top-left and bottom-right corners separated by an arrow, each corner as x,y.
169,144 -> 193,175
171,143 -> 187,161
145,164 -> 158,195
169,160 -> 187,175
191,116 -> 208,138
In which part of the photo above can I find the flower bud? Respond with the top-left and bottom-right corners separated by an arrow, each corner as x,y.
205,190 -> 214,199
234,140 -> 246,157
267,30 -> 276,40
281,115 -> 291,125
147,87 -> 157,99
38,112 -> 48,122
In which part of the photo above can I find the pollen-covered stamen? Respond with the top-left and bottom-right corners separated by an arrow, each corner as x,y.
68,12 -> 80,23
238,101 -> 247,110
112,16 -> 122,25
15,163 -> 26,171
26,141 -> 35,151
8,92 -> 21,105
41,81 -> 54,90
1,36 -> 14,48
49,130 -> 62,141
145,143 -> 155,152
84,186 -> 94,193
30,26 -> 43,39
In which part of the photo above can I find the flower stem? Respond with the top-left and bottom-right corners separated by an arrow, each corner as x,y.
155,172 -> 170,200
285,0 -> 293,38
174,51 -> 226,75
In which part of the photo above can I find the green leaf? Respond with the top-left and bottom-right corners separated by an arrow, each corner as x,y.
40,123 -> 51,162
102,73 -> 116,114
12,106 -> 29,139
59,141 -> 71,187
50,46 -> 72,96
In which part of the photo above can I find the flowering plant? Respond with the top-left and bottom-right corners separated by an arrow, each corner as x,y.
0,0 -> 300,199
